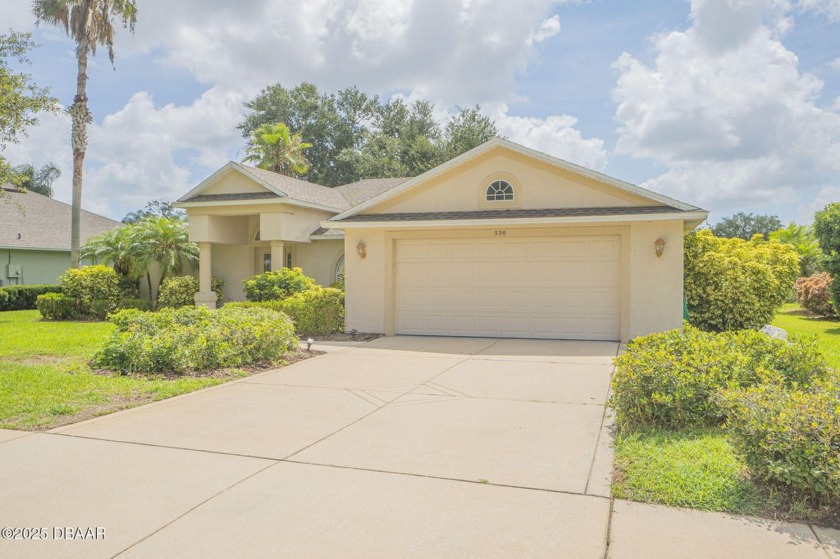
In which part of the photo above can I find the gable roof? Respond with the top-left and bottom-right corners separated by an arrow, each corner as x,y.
328,137 -> 703,222
0,187 -> 121,251
177,162 -> 411,213
177,162 -> 350,212
336,177 -> 411,207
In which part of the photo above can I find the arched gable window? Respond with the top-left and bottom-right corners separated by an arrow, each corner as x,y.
485,180 -> 514,201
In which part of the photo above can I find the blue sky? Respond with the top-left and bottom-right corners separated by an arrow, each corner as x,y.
3,0 -> 840,224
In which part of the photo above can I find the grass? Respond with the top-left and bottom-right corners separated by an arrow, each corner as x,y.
613,428 -> 768,514
772,302 -> 840,368
0,310 -> 253,430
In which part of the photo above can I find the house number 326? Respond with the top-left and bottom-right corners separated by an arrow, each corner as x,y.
494,230 -> 507,236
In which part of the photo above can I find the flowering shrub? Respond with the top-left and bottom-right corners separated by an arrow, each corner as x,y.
795,273 -> 834,317
93,305 -> 297,373
684,230 -> 800,331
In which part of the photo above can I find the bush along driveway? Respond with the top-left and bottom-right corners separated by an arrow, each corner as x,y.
609,325 -> 840,529
0,309 -> 310,430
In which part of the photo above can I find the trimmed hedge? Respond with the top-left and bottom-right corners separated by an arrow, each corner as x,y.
227,287 -> 345,335
35,293 -> 77,320
60,265 -> 122,320
243,268 -> 315,302
609,325 -> 830,430
93,306 -> 298,373
157,275 -> 225,308
684,230 -> 800,331
722,377 -> 840,501
0,284 -> 62,311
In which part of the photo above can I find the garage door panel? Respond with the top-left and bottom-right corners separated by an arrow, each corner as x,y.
395,236 -> 620,340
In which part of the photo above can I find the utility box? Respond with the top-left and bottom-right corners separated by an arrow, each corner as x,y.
6,264 -> 22,279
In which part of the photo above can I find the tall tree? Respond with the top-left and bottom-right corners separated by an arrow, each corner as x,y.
240,82 -> 498,186
122,199 -> 184,223
768,223 -> 823,277
134,216 -> 199,300
12,162 -> 61,197
33,0 -> 138,268
0,32 -> 57,192
711,212 -> 783,240
243,123 -> 312,176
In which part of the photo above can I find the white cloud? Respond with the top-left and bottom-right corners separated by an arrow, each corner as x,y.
113,0 -> 561,106
5,88 -> 246,219
528,15 -> 562,45
797,0 -> 840,21
493,107 -> 608,170
612,0 -> 840,214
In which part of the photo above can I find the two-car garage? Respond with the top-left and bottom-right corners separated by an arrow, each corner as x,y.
394,235 -> 622,341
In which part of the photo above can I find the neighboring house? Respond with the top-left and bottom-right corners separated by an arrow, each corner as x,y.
176,138 -> 707,342
0,186 -> 121,286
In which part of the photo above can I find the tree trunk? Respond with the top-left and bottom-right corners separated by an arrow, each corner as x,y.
146,271 -> 153,304
69,43 -> 92,268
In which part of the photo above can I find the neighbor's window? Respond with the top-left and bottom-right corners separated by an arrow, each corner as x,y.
486,180 -> 514,201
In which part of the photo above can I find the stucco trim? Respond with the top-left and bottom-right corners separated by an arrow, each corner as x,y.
175,197 -> 344,214
322,210 -> 708,230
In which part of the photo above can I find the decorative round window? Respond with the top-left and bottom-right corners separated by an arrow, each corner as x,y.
485,180 -> 514,201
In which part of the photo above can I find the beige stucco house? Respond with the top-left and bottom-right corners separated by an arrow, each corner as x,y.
176,138 -> 707,342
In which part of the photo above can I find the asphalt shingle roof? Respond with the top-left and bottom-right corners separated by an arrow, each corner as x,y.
0,187 -> 122,251
334,206 -> 683,223
336,177 -> 411,207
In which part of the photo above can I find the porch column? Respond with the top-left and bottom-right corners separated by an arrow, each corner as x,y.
270,241 -> 285,271
194,242 -> 218,309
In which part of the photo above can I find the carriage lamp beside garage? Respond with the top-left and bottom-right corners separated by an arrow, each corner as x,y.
356,240 -> 366,259
655,237 -> 666,258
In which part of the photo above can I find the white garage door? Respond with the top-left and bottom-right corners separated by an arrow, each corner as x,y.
395,236 -> 621,340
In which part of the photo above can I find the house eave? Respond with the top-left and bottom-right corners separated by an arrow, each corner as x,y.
321,210 -> 710,230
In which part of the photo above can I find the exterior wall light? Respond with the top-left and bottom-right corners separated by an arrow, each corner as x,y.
654,237 -> 666,258
356,240 -> 367,259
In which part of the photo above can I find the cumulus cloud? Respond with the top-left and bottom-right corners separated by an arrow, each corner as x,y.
4,88 -> 246,219
493,107 -> 607,170
109,0 -> 561,106
612,0 -> 840,214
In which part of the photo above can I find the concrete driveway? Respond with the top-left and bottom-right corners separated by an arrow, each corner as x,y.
0,336 -> 837,558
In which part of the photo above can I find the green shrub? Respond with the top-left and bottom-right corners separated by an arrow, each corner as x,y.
814,202 -> 840,315
158,275 -> 225,308
684,230 -> 800,331
722,377 -> 840,501
60,265 -> 121,319
795,273 -> 834,317
93,305 -> 297,373
35,293 -> 79,320
115,297 -> 153,312
229,287 -> 345,335
243,267 -> 316,302
0,284 -> 62,311
609,325 -> 830,430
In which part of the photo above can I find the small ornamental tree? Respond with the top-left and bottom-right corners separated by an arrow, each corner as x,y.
814,203 -> 840,315
684,230 -> 799,331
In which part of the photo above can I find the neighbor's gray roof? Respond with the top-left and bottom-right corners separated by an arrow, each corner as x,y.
334,206 -> 684,223
336,177 -> 411,207
1,187 -> 121,251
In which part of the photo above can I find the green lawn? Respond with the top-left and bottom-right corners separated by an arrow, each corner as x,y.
612,302 -> 840,527
0,310 -> 245,430
772,303 -> 840,368
613,428 -> 770,514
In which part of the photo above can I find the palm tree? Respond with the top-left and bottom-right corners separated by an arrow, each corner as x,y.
79,225 -> 139,277
769,223 -> 823,277
33,0 -> 137,268
244,123 -> 312,176
133,217 -> 199,301
13,162 -> 61,197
